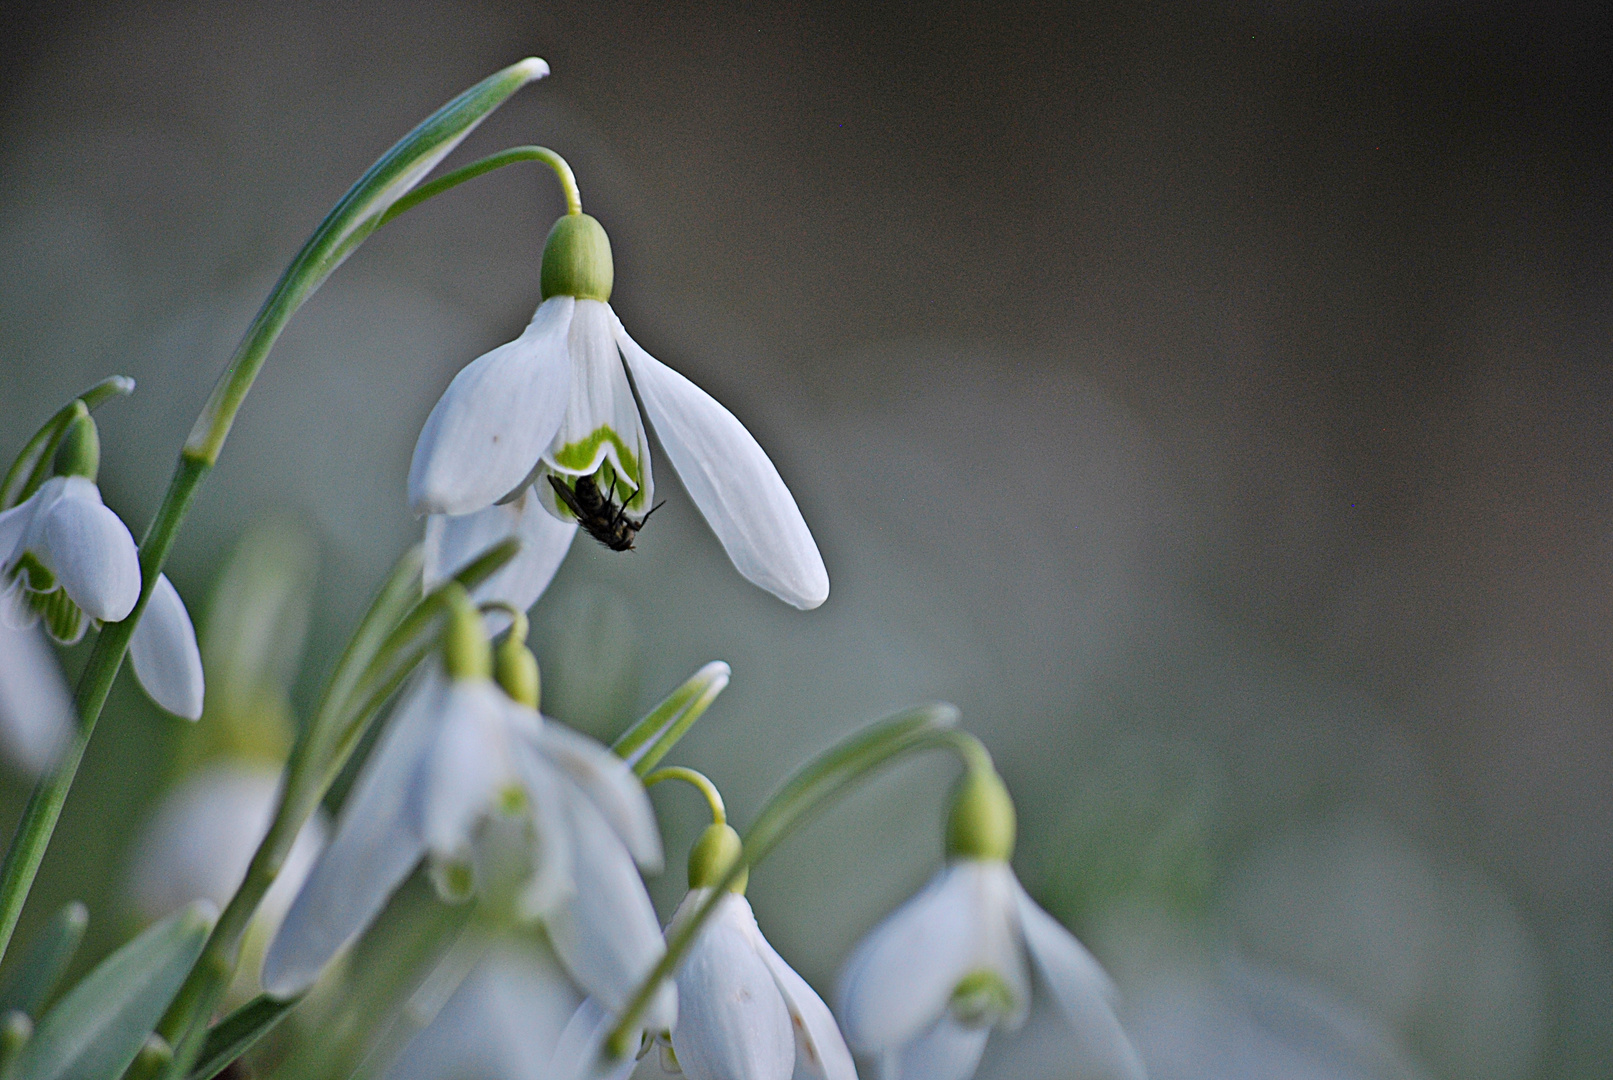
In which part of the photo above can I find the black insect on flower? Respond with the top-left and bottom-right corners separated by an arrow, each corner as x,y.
547,471 -> 660,552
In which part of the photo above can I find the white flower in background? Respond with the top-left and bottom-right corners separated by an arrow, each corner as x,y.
664,887 -> 857,1080
409,212 -> 829,611
262,658 -> 669,1024
0,472 -> 205,720
422,485 -> 578,619
836,860 -> 1143,1080
127,761 -> 326,997
838,762 -> 1143,1080
0,617 -> 74,774
387,940 -> 583,1080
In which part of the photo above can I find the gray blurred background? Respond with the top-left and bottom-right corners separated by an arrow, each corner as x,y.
1,2 -> 1610,1077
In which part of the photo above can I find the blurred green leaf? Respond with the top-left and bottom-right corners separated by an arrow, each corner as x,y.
0,903 -> 87,1019
11,902 -> 215,1080
185,995 -> 295,1080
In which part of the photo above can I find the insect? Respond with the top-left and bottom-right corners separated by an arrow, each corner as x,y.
547,471 -> 662,552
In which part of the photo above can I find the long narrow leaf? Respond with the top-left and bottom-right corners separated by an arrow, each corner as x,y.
12,902 -> 215,1080
185,995 -> 296,1080
0,903 -> 87,1019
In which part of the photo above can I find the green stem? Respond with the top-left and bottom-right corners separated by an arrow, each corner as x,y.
379,145 -> 583,224
0,375 -> 134,510
0,58 -> 547,974
644,767 -> 726,826
604,703 -> 970,1057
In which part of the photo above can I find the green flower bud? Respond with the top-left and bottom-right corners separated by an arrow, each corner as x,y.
688,822 -> 747,894
54,407 -> 99,481
945,763 -> 1017,862
442,588 -> 492,682
540,213 -> 614,302
495,632 -> 541,709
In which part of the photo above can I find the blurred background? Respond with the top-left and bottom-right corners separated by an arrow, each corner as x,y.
1,1 -> 1610,1077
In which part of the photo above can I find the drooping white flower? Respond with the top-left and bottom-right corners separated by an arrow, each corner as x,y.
665,888 -> 858,1080
836,859 -> 1144,1080
261,663 -> 670,1023
0,618 -> 73,775
409,212 -> 828,611
0,475 -> 204,719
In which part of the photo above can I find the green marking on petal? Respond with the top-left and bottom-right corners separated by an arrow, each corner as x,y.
12,551 -> 55,593
551,427 -> 643,488
497,783 -> 528,816
30,586 -> 86,645
430,858 -> 476,903
950,969 -> 1017,1027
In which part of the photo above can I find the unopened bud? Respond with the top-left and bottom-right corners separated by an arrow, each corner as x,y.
540,213 -> 614,302
687,822 -> 747,894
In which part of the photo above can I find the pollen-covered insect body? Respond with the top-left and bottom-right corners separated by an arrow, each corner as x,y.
547,471 -> 660,552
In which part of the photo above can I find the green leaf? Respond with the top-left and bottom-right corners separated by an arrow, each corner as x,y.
185,996 -> 295,1080
11,902 -> 216,1080
611,661 -> 731,776
0,903 -> 87,1018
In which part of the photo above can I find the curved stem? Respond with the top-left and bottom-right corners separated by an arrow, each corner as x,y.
0,375 -> 134,510
603,703 -> 976,1057
477,600 -> 530,643
380,145 -> 583,223
644,767 -> 726,826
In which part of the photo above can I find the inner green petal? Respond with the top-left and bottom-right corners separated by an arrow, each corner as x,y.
950,969 -> 1017,1027
551,426 -> 643,490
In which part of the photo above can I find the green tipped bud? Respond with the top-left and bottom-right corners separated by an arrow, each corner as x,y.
54,406 -> 99,481
688,822 -> 747,894
541,213 -> 614,302
442,587 -> 492,682
496,633 -> 541,709
945,763 -> 1017,862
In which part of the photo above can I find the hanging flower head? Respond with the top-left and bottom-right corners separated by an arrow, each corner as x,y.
0,407 -> 204,720
836,763 -> 1145,1080
262,591 -> 672,1032
409,197 -> 829,612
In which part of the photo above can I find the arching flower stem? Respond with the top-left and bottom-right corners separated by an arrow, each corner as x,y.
644,766 -> 728,827
0,376 -> 134,510
381,145 -> 584,223
602,704 -> 998,1059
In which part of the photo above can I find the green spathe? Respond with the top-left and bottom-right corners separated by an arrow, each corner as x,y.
541,213 -> 614,302
945,764 -> 1017,862
688,823 -> 747,894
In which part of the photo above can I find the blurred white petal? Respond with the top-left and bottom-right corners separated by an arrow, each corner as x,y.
129,572 -> 205,719
414,681 -> 515,860
1011,882 -> 1143,1079
423,487 -> 578,620
262,670 -> 443,997
37,476 -> 139,621
837,863 -> 985,1051
881,1016 -> 989,1080
551,997 -> 641,1080
545,771 -> 672,1024
409,296 -> 576,516
614,314 -> 827,609
0,619 -> 72,775
672,892 -> 795,1080
534,717 -> 662,872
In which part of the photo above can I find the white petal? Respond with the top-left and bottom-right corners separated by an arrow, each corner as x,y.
1013,882 -> 1146,1080
0,619 -> 72,775
550,997 -> 642,1080
423,487 -> 579,617
613,315 -> 828,609
535,717 -> 663,872
413,681 -> 514,859
836,864 -> 985,1052
37,477 -> 139,621
750,919 -> 858,1080
544,300 -> 655,513
507,740 -> 576,917
409,296 -> 576,516
128,573 -> 205,720
880,1016 -> 989,1080
261,670 -> 443,997
672,893 -> 795,1080
0,495 -> 37,566
545,771 -> 673,1026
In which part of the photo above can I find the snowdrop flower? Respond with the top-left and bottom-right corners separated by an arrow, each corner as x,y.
0,617 -> 74,774
664,822 -> 857,1080
409,209 -> 828,611
263,590 -> 670,1026
0,414 -> 204,719
837,765 -> 1144,1080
